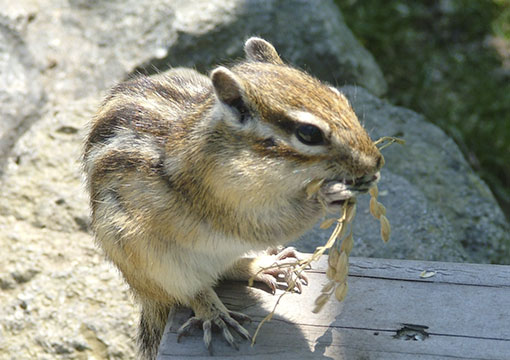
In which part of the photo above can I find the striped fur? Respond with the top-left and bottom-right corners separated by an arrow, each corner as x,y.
83,38 -> 382,359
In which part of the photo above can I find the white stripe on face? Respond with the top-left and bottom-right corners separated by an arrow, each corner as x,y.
286,110 -> 331,155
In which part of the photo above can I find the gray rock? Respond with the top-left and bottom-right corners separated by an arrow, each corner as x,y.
11,0 -> 384,103
294,171 -> 469,262
0,17 -> 45,173
133,0 -> 387,96
16,0 -> 177,99
294,86 -> 510,264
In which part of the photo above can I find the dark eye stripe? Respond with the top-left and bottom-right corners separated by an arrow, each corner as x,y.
295,124 -> 325,145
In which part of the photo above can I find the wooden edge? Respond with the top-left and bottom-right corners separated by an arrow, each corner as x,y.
309,256 -> 510,287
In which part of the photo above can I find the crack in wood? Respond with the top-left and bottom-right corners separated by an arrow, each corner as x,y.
347,273 -> 510,288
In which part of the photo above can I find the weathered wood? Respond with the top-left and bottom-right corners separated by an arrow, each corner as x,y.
157,257 -> 510,359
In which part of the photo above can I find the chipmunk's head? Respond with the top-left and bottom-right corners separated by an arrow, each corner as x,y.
208,37 -> 383,208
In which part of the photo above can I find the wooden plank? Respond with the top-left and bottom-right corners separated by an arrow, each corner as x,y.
157,257 -> 510,359
347,257 -> 510,287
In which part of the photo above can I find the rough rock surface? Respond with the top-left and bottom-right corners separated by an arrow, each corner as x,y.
0,0 -> 508,359
0,16 -> 45,172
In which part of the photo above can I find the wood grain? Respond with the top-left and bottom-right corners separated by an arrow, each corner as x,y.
157,257 -> 510,359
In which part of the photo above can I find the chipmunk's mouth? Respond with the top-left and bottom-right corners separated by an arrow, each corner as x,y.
320,172 -> 380,209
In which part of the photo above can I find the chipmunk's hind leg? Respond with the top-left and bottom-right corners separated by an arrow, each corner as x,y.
177,288 -> 251,355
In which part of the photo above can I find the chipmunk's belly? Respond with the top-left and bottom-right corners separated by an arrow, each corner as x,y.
147,230 -> 259,302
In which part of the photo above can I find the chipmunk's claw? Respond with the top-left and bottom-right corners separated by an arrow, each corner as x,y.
268,246 -> 305,262
177,310 -> 251,354
177,317 -> 201,343
228,310 -> 252,323
203,320 -> 213,354
254,246 -> 310,294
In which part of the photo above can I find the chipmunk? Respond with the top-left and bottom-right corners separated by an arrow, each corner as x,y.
83,37 -> 383,359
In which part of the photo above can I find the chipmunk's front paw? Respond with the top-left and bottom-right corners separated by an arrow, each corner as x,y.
177,290 -> 251,354
253,246 -> 309,294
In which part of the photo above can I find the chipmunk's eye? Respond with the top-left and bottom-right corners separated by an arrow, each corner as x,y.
295,124 -> 325,145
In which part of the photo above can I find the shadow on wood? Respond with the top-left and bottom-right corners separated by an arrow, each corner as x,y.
158,282 -> 324,358
157,256 -> 510,359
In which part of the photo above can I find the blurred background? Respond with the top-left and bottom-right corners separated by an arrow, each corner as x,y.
337,0 -> 510,219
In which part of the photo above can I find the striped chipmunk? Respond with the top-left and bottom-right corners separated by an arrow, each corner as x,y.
83,37 -> 383,358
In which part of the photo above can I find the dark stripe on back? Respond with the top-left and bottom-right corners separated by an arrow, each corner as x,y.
85,103 -> 172,154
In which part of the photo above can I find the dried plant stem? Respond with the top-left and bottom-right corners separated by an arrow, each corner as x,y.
374,136 -> 406,151
250,135 -> 403,341
250,204 -> 349,345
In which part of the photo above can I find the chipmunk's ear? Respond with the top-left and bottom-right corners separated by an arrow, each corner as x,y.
211,67 -> 250,123
211,67 -> 243,105
244,37 -> 283,65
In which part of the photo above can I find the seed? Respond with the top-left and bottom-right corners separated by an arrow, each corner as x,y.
328,248 -> 340,268
340,232 -> 354,255
306,178 -> 325,199
314,292 -> 330,307
312,302 -> 326,314
377,201 -> 386,217
380,215 -> 391,243
334,263 -> 348,283
370,196 -> 380,219
420,270 -> 436,279
334,282 -> 349,302
326,265 -> 336,280
320,218 -> 337,229
335,251 -> 348,275
369,185 -> 378,198
321,280 -> 336,293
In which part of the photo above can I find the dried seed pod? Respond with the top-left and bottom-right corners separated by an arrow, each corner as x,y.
369,185 -> 378,198
345,202 -> 357,223
312,302 -> 326,314
328,248 -> 340,268
320,218 -> 337,229
321,280 -> 336,293
334,263 -> 348,283
340,232 -> 354,255
377,201 -> 386,217
380,215 -> 391,243
335,251 -> 348,275
334,282 -> 349,302
306,178 -> 325,199
326,265 -> 336,280
314,292 -> 330,306
369,196 -> 381,219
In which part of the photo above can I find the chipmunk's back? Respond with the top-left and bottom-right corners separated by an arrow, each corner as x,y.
85,69 -> 213,156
